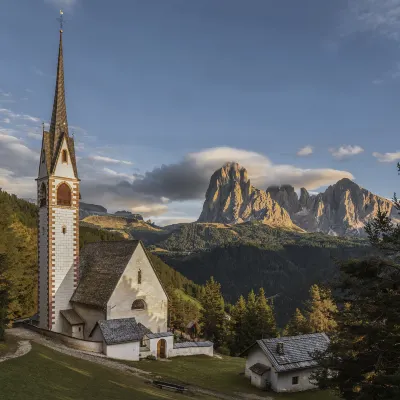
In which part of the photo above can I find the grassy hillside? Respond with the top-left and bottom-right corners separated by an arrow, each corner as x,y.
0,340 -> 213,400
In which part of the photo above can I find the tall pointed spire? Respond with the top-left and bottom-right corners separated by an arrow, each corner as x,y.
50,11 -> 69,153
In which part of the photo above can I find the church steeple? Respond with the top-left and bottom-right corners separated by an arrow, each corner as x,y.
50,26 -> 69,153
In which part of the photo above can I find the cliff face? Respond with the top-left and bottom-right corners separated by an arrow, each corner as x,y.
267,178 -> 398,237
198,163 -> 296,228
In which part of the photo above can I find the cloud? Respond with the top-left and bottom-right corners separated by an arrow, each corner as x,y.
345,0 -> 400,41
103,168 -> 134,181
0,108 -> 40,123
32,66 -> 45,77
27,132 -> 42,140
296,145 -> 314,157
122,147 -> 354,204
0,133 -> 39,179
89,155 -> 133,165
329,145 -> 364,160
372,151 -> 400,162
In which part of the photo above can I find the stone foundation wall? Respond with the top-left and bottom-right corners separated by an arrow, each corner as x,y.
18,322 -> 103,353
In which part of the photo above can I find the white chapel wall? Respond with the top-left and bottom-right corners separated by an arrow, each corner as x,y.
275,368 -> 318,393
107,243 -> 168,333
72,303 -> 105,340
103,341 -> 140,361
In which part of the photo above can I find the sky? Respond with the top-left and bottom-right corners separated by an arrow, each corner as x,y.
1,0 -> 400,225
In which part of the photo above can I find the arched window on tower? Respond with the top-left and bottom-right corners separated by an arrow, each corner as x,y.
62,149 -> 68,163
57,183 -> 71,206
132,299 -> 146,310
39,183 -> 47,208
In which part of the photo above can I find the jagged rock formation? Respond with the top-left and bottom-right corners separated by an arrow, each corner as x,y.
267,178 -> 399,237
114,210 -> 144,220
198,163 -> 297,228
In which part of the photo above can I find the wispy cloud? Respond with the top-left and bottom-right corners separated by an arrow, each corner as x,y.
373,151 -> 400,162
0,108 -> 41,123
346,0 -> 400,41
27,132 -> 42,140
103,168 -> 134,181
89,155 -> 133,165
32,66 -> 45,77
329,145 -> 364,160
297,145 -> 314,157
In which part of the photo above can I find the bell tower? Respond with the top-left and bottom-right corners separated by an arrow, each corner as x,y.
37,12 -> 80,332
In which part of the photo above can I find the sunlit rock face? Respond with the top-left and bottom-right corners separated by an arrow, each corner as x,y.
198,162 -> 295,228
267,178 -> 398,237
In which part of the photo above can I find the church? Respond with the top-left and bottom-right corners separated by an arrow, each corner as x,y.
35,19 -> 213,361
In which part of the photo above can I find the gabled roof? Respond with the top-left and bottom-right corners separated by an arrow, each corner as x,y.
71,240 -> 168,308
249,363 -> 270,376
145,332 -> 173,339
244,333 -> 330,373
71,240 -> 140,308
60,309 -> 84,325
97,318 -> 151,345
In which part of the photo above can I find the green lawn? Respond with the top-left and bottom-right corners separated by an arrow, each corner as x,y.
0,343 -> 214,400
0,335 -> 19,357
128,355 -> 339,400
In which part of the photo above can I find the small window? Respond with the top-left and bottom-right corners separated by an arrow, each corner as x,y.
62,149 -> 68,163
292,376 -> 299,385
62,226 -> 67,234
138,269 -> 142,284
41,150 -> 45,163
39,183 -> 47,208
132,299 -> 146,310
78,326 -> 81,332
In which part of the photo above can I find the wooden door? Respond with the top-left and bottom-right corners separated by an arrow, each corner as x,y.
157,339 -> 166,358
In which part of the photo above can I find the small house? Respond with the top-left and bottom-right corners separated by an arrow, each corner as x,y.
242,333 -> 329,392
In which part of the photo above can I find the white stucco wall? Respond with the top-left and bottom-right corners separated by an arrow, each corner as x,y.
107,243 -> 168,333
249,372 -> 265,389
275,368 -> 318,393
38,194 -> 49,329
245,346 -> 278,390
71,324 -> 84,339
104,341 -> 140,361
51,203 -> 77,332
146,336 -> 174,358
72,303 -> 105,340
53,138 -> 76,179
170,345 -> 214,358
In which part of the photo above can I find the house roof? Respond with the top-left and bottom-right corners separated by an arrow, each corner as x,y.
146,332 -> 174,339
249,363 -> 271,376
97,318 -> 152,345
71,241 -> 140,308
254,333 -> 330,373
60,309 -> 84,325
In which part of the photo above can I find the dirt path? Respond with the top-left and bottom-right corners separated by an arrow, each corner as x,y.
7,328 -> 250,399
0,340 -> 31,363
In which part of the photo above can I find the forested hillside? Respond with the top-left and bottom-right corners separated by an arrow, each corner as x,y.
0,190 -> 203,326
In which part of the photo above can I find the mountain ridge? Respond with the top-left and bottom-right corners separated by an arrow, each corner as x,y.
199,163 -> 398,237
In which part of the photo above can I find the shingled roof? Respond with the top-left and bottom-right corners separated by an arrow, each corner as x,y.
97,318 -> 151,345
254,333 -> 330,372
60,309 -> 84,325
71,240 -> 140,308
249,363 -> 271,376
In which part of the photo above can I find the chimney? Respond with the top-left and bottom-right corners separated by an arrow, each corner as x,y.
276,342 -> 284,355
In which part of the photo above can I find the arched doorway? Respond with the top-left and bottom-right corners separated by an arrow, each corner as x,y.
157,339 -> 166,359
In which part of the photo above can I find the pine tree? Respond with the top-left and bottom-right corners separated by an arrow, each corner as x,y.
230,295 -> 247,355
255,288 -> 277,339
199,277 -> 227,348
283,308 -> 309,336
313,165 -> 400,398
306,284 -> 337,333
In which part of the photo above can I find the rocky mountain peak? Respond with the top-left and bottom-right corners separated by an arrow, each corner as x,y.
198,163 -> 296,228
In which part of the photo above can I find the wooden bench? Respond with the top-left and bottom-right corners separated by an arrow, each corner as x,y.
153,380 -> 187,393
